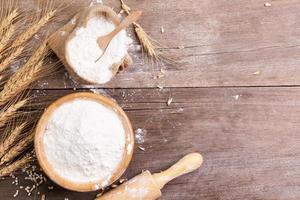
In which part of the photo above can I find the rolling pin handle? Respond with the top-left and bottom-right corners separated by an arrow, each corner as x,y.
153,152 -> 203,189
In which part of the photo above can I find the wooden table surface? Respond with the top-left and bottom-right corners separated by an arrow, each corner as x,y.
2,0 -> 300,199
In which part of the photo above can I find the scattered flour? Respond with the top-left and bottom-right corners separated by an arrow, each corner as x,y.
90,0 -> 103,6
233,94 -> 241,100
43,98 -> 126,184
127,188 -> 149,198
90,88 -> 117,103
135,128 -> 147,144
66,16 -> 132,84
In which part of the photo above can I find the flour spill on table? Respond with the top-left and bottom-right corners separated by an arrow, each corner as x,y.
233,94 -> 241,100
135,128 -> 147,144
90,0 -> 103,6
90,88 -> 117,102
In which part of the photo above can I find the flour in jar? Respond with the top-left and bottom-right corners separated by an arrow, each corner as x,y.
43,98 -> 126,184
66,16 -> 132,84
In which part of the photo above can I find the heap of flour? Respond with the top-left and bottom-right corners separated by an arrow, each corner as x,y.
66,16 -> 132,84
43,99 -> 126,184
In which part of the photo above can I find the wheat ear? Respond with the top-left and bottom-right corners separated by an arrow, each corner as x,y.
0,99 -> 28,128
0,152 -> 33,177
0,46 -> 24,73
0,42 -> 47,106
11,10 -> 56,48
0,60 -> 44,106
120,0 -> 131,14
0,24 -> 15,53
24,40 -> 48,66
0,133 -> 33,165
119,0 -> 158,58
0,122 -> 27,158
134,23 -> 157,58
0,9 -> 18,36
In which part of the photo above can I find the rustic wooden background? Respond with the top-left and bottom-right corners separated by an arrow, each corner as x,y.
1,0 -> 300,199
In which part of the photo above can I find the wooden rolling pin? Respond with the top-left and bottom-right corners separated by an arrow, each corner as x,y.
96,153 -> 203,200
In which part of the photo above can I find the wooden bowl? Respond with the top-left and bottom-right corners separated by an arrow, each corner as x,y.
34,92 -> 134,192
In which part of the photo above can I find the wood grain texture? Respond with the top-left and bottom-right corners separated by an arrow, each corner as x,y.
28,0 -> 300,88
1,0 -> 300,200
2,87 -> 300,199
4,0 -> 300,88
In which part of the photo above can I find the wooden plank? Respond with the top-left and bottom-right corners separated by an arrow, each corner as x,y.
1,87 -> 300,199
6,0 -> 300,88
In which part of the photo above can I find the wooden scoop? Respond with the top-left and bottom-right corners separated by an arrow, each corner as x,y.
96,153 -> 203,200
95,10 -> 142,62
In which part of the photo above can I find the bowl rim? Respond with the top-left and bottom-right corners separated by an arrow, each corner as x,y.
34,92 -> 134,192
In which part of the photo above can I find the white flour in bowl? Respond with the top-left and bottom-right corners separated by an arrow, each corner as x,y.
43,98 -> 126,184
66,16 -> 132,84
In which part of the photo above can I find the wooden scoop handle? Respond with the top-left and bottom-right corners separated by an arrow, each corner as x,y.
153,153 -> 203,189
111,10 -> 142,37
97,10 -> 142,50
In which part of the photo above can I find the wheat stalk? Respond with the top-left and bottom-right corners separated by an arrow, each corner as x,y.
0,122 -> 27,158
0,133 -> 33,165
0,98 -> 28,128
0,45 -> 24,73
0,60 -> 44,106
0,41 -> 47,106
134,23 -> 157,58
11,10 -> 56,48
0,152 -> 33,177
24,40 -> 48,66
119,0 -> 158,59
120,0 -> 131,14
0,9 -> 18,36
0,24 -> 15,53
